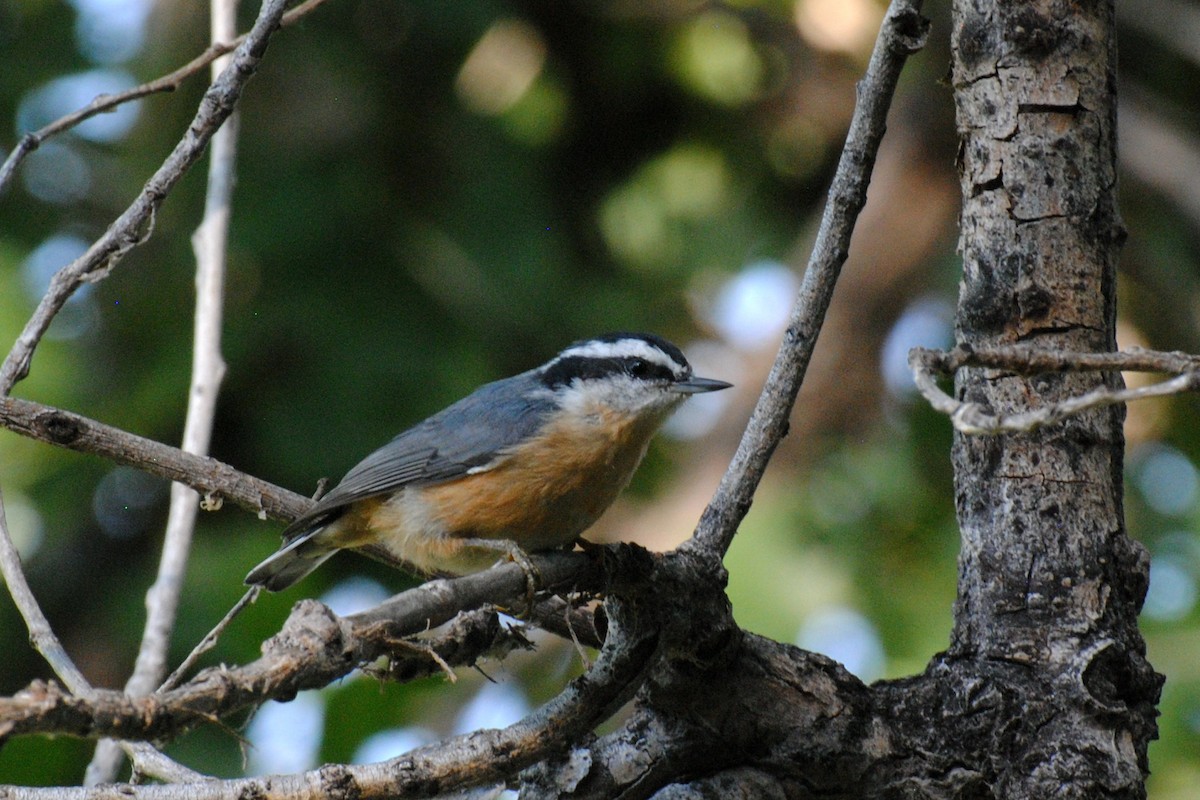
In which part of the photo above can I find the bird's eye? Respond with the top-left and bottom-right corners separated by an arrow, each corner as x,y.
628,358 -> 652,378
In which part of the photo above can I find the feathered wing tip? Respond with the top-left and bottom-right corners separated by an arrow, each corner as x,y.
244,529 -> 337,592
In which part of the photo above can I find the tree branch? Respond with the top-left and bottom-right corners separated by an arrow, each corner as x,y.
920,343 -> 1200,374
0,0 -> 291,394
910,345 -> 1200,435
520,632 -> 875,798
0,489 -> 94,698
687,0 -> 930,560
0,555 -> 645,800
120,742 -> 211,785
0,0 -> 337,199
84,0 -> 245,784
0,395 -> 311,522
0,551 -> 603,744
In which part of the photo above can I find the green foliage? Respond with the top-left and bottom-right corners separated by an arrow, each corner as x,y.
1,0 -> 1198,793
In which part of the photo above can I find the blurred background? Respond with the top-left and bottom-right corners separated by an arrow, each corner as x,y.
0,0 -> 1197,794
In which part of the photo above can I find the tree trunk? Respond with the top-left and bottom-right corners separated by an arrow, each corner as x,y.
941,0 -> 1162,795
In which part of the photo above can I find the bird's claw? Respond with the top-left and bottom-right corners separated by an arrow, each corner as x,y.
506,545 -> 541,614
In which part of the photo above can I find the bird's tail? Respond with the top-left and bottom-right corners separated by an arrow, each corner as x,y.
245,528 -> 337,592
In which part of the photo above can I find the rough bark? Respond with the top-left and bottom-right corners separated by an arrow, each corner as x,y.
944,0 -> 1162,796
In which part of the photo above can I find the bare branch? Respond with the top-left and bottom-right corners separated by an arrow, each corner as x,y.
0,489 -> 94,697
520,631 -> 873,798
122,743 -> 212,785
160,589 -> 261,694
86,0 -> 247,785
370,607 -> 537,685
0,396 -> 311,522
2,593 -> 650,799
909,345 -> 1200,435
0,0 -> 337,199
918,343 -> 1200,375
0,0 -> 291,394
0,551 -> 603,743
687,0 -> 930,560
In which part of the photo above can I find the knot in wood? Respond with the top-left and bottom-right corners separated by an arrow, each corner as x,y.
318,763 -> 363,800
889,5 -> 931,55
1077,639 -> 1163,716
39,411 -> 82,444
235,782 -> 268,800
263,599 -> 351,665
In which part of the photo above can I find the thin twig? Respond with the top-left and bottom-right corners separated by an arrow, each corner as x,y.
122,742 -> 211,784
0,0 -> 291,394
0,488 -> 93,697
159,588 -> 260,693
688,0 -> 930,559
0,580 -> 654,800
391,638 -> 459,682
909,345 -> 1200,435
0,0 -> 336,199
565,595 -> 593,671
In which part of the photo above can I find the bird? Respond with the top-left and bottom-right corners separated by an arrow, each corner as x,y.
245,332 -> 732,591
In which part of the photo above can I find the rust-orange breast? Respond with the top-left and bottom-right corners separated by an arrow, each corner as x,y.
419,404 -> 660,549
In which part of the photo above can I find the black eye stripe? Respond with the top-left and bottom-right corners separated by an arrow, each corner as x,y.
541,356 -> 613,389
623,357 -> 675,382
540,356 -> 679,389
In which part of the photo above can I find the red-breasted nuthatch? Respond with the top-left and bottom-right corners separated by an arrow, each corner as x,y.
245,332 -> 732,591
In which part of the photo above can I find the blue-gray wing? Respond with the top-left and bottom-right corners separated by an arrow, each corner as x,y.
281,371 -> 553,539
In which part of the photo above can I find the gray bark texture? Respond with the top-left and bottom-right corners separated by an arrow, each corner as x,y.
942,0 -> 1162,797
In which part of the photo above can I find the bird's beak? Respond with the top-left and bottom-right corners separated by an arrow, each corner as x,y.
670,376 -> 733,394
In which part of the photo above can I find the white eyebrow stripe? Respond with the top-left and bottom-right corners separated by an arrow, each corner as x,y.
555,339 -> 684,371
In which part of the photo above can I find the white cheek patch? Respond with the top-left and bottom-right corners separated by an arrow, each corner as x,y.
558,374 -> 684,418
558,375 -> 636,412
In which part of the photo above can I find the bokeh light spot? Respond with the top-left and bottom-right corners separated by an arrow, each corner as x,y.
21,236 -> 103,338
22,142 -> 92,205
709,260 -> 798,350
881,296 -> 954,398
794,0 -> 884,56
3,494 -> 46,563
69,0 -> 152,64
319,576 -> 393,616
91,467 -> 167,540
456,19 -> 547,116
656,144 -> 730,220
17,69 -> 141,143
1144,556 -> 1198,622
1133,443 -> 1199,517
672,12 -> 764,106
22,234 -> 91,301
246,695 -> 325,776
352,727 -> 435,764
453,681 -> 529,734
599,183 -> 673,268
796,605 -> 886,682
